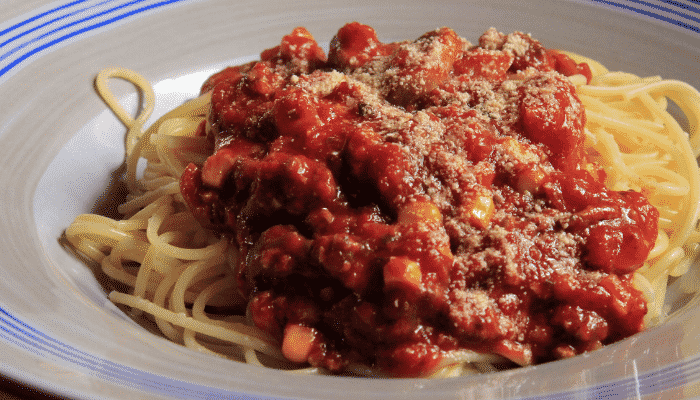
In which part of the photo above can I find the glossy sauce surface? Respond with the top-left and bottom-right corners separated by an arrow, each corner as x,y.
180,23 -> 657,377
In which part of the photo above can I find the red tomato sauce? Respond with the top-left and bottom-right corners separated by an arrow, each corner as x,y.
180,23 -> 657,377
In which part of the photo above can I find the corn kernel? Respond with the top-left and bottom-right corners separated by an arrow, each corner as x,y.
397,200 -> 442,226
281,324 -> 317,364
517,167 -> 547,194
384,256 -> 423,292
465,192 -> 494,229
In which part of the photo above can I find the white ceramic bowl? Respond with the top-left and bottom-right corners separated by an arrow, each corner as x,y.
2,0 -> 700,398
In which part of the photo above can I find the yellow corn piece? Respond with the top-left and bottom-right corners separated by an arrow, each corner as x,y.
464,192 -> 494,229
397,199 -> 443,227
383,256 -> 423,292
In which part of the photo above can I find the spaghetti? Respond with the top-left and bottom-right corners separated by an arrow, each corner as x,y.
564,52 -> 700,326
65,24 -> 700,377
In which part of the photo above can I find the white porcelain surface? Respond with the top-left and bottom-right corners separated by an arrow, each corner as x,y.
0,0 -> 699,398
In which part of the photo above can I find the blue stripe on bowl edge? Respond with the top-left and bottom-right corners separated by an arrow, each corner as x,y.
2,0 -> 698,82
618,0 -> 700,24
0,302 -> 698,399
659,0 -> 700,15
2,0 -> 699,398
0,0 -> 190,81
0,0 -> 92,37
0,306 -> 262,399
591,0 -> 700,33
1,1 -> 128,56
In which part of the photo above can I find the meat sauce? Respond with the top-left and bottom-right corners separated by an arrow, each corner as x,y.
180,23 -> 658,377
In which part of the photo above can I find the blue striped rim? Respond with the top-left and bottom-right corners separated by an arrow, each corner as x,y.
0,0 -> 190,81
0,306 -> 266,399
1,0 -> 116,51
0,0 -> 91,37
659,0 -> 700,15
590,0 -> 700,33
1,301 -> 698,399
620,0 -> 700,24
3,0 -> 700,397
2,0 -> 698,82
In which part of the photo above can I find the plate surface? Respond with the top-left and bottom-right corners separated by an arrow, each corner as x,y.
1,0 -> 700,398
